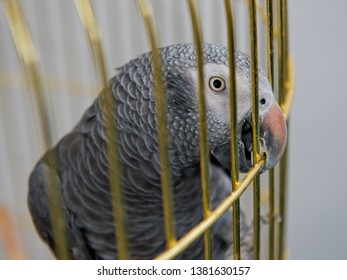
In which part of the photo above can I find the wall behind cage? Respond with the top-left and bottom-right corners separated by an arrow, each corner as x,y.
0,0 -> 271,259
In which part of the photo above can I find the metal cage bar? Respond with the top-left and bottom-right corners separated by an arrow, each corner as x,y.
136,0 -> 177,251
224,0 -> 241,260
266,0 -> 276,260
282,54 -> 295,120
187,0 -> 213,260
75,0 -> 129,259
277,0 -> 289,260
4,0 -> 70,260
248,0 -> 262,260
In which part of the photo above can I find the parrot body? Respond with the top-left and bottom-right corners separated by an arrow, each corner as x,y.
28,43 -> 286,259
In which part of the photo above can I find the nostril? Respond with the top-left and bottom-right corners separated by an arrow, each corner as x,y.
260,98 -> 266,105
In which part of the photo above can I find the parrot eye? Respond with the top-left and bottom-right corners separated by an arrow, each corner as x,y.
209,76 -> 226,92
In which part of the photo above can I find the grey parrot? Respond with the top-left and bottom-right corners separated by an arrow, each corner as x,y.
28,43 -> 287,260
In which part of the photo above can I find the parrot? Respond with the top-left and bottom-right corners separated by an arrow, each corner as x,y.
28,43 -> 287,260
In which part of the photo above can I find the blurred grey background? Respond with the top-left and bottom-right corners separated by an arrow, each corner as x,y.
0,0 -> 346,259
287,0 -> 347,259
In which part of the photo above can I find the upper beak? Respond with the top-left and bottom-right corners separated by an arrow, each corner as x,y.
261,101 -> 287,171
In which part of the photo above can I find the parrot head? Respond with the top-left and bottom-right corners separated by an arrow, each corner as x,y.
203,57 -> 287,173
163,43 -> 287,173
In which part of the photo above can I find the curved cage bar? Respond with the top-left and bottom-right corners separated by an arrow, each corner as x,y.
224,0 -> 240,260
187,0 -> 213,260
266,0 -> 276,260
4,0 -> 70,260
74,0 -> 129,259
136,0 -> 177,251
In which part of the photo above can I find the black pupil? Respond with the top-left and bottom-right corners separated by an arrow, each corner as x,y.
260,98 -> 266,105
213,79 -> 222,89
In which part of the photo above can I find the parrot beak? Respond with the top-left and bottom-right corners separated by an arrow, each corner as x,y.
210,101 -> 287,174
260,101 -> 287,171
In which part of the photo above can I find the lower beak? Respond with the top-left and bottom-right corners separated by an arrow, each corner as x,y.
261,102 -> 287,170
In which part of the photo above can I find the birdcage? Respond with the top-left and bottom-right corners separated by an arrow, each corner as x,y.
0,0 -> 294,260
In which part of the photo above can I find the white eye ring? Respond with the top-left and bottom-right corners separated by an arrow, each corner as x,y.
209,76 -> 226,92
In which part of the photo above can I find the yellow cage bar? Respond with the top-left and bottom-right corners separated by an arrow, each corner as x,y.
187,0 -> 213,260
266,0 -> 275,260
224,0 -> 240,260
75,0 -> 129,259
4,0 -> 70,260
277,0 -> 289,260
248,0 -> 262,260
75,0 -> 130,259
136,0 -> 177,251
